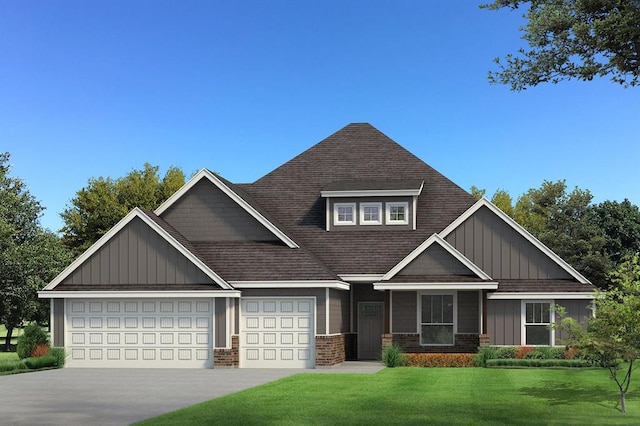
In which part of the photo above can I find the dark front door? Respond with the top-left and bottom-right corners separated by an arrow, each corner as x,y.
358,302 -> 384,359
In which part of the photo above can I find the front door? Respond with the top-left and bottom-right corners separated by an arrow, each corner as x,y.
358,302 -> 384,360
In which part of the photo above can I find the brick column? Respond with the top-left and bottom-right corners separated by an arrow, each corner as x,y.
213,335 -> 239,367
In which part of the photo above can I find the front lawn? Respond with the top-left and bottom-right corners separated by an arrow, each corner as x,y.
0,352 -> 18,362
135,367 -> 640,425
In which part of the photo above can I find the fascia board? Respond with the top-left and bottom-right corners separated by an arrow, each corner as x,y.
487,292 -> 596,300
155,169 -> 299,249
38,290 -> 242,299
230,281 -> 350,290
382,234 -> 492,281
439,198 -> 591,285
374,282 -> 499,291
338,274 -> 385,282
43,208 -> 234,291
320,189 -> 422,197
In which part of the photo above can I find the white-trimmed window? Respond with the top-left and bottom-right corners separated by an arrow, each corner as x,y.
420,293 -> 455,345
386,202 -> 409,225
333,203 -> 356,225
359,202 -> 382,225
524,301 -> 554,345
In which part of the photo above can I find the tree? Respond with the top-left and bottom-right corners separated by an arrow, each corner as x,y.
0,153 -> 71,350
61,163 -> 185,254
482,0 -> 640,90
491,189 -> 515,218
470,185 -> 486,200
588,199 -> 640,265
557,254 -> 640,413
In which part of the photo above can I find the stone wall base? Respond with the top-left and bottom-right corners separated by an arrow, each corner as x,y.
214,335 -> 239,367
316,334 -> 346,366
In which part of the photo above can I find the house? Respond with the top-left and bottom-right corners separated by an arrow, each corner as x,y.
38,123 -> 595,368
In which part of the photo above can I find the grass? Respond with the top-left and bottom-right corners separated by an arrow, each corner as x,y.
0,324 -> 23,350
0,352 -> 19,362
134,367 -> 640,425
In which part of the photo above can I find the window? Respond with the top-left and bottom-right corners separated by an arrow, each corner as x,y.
420,294 -> 454,345
333,203 -> 356,225
386,202 -> 409,225
359,202 -> 382,225
524,301 -> 553,345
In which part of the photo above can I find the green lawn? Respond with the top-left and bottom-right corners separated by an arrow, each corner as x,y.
134,367 -> 640,425
0,352 -> 18,362
0,324 -> 23,345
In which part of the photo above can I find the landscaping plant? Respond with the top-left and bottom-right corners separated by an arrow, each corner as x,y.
381,344 -> 406,367
16,323 -> 49,359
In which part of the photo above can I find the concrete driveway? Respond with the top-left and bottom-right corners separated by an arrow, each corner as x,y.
1,368 -> 299,426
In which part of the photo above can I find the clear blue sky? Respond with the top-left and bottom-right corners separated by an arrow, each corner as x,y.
2,1 -> 638,232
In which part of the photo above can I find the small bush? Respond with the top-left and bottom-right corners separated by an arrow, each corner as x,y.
486,358 -> 590,368
382,344 -> 407,367
49,347 -> 66,367
24,355 -> 57,370
565,347 -> 582,360
495,347 -> 517,359
473,346 -> 497,367
0,360 -> 27,372
407,353 -> 475,368
515,346 -> 534,359
31,343 -> 50,358
16,324 -> 50,359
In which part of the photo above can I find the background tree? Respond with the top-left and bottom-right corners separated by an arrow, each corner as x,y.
61,163 -> 185,254
0,153 -> 72,350
482,0 -> 640,90
556,254 -> 640,413
588,199 -> 640,265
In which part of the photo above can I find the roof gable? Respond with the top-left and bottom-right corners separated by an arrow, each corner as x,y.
440,198 -> 591,284
155,169 -> 298,248
44,208 -> 233,291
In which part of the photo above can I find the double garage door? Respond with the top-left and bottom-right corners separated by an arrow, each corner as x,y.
240,298 -> 315,368
66,298 -> 213,368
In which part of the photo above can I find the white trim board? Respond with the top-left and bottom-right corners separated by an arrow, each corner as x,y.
155,169 -> 299,248
374,282 -> 498,291
38,290 -> 242,299
487,292 -> 595,300
439,198 -> 591,284
230,281 -> 350,290
42,208 -> 234,291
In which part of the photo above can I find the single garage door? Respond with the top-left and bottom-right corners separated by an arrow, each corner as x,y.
66,298 -> 213,368
240,298 -> 315,368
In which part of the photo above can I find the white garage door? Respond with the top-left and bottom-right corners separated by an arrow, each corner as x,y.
66,299 -> 213,368
240,298 -> 315,368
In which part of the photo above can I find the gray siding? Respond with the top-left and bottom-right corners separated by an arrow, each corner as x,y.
53,299 -> 65,346
555,299 -> 592,345
399,244 -> 474,276
241,288 -> 326,334
329,289 -> 350,334
215,298 -> 227,348
445,206 -> 573,280
457,291 -> 479,333
487,299 -> 521,345
61,217 -> 215,287
391,291 -> 417,333
162,179 -> 276,242
329,196 -> 413,231
352,284 -> 384,332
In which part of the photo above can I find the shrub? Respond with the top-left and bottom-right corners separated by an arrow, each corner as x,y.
473,346 -> 497,367
0,360 -> 27,372
31,343 -> 50,358
486,358 -> 590,368
565,347 -> 582,360
495,347 -> 517,359
24,355 -> 57,370
382,344 -> 406,367
407,353 -> 475,368
16,324 -> 50,359
515,346 -> 534,359
49,347 -> 66,367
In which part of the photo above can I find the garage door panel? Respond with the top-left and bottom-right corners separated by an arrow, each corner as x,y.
240,298 -> 315,368
66,299 -> 213,368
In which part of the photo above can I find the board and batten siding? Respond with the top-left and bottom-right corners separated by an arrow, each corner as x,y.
240,288 -> 326,334
214,298 -> 227,348
444,206 -> 573,280
52,298 -> 65,346
398,244 -> 473,276
329,289 -> 350,334
486,299 -> 521,345
391,291 -> 416,333
60,217 -> 214,287
555,299 -> 593,345
161,179 -> 276,242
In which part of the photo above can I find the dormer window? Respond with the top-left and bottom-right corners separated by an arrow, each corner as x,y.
386,202 -> 409,225
360,202 -> 382,225
334,203 -> 356,225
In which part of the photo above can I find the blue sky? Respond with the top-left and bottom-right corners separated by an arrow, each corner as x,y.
2,1 -> 638,232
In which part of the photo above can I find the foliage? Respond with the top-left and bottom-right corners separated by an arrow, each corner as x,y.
31,343 -> 50,358
16,324 -> 50,359
473,345 -> 497,367
589,200 -> 640,266
482,0 -> 640,90
405,353 -> 475,367
23,355 -> 57,370
49,346 -> 66,367
486,358 -> 590,368
0,359 -> 27,373
61,163 -> 185,254
556,255 -> 640,413
495,346 -> 518,359
381,344 -> 406,367
0,153 -> 72,351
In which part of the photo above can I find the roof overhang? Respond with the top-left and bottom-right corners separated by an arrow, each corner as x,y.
230,280 -> 350,290
487,292 -> 596,300
374,282 -> 499,291
339,274 -> 385,283
321,187 -> 423,198
38,290 -> 242,299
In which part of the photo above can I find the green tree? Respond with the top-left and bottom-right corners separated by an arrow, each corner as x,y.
0,153 -> 71,350
588,199 -> 640,265
557,254 -> 640,413
470,185 -> 486,200
482,0 -> 640,90
61,163 -> 185,254
491,189 -> 514,218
